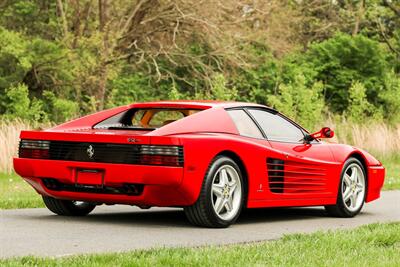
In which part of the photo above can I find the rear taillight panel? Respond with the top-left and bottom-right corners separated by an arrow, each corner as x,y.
140,145 -> 183,167
18,140 -> 183,167
19,140 -> 50,159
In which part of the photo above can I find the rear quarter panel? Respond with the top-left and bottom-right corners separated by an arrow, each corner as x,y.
175,133 -> 286,206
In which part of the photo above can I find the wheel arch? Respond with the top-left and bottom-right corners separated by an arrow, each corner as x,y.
215,150 -> 249,202
347,152 -> 367,175
347,152 -> 369,191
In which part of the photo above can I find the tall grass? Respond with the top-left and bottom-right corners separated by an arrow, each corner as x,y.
0,119 -> 399,173
324,119 -> 400,158
0,120 -> 32,174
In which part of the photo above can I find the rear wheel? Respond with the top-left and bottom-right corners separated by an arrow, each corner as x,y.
325,158 -> 366,217
42,196 -> 96,216
184,156 -> 245,228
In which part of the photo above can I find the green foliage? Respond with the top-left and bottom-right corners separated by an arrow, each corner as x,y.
232,43 -> 279,104
106,74 -> 156,108
26,38 -> 73,95
1,84 -> 78,123
0,1 -> 58,38
209,74 -> 238,101
346,81 -> 378,123
189,73 -> 238,101
0,27 -> 31,89
42,91 -> 79,123
380,73 -> 400,123
0,2 -> 399,126
304,33 -> 389,113
268,75 -> 325,130
3,83 -> 46,122
168,81 -> 185,100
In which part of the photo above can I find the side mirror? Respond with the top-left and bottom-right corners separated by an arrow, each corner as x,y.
304,127 -> 334,143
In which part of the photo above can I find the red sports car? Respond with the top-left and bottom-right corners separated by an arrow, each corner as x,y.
14,101 -> 385,227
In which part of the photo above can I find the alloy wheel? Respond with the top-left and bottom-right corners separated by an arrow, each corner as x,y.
211,165 -> 242,221
342,163 -> 366,212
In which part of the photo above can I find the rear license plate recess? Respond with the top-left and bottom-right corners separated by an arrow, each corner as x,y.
75,169 -> 104,186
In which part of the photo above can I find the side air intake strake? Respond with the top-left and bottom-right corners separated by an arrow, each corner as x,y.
267,158 -> 328,194
18,140 -> 184,167
267,158 -> 285,193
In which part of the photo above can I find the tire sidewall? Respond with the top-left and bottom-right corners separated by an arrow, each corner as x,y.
204,156 -> 245,227
337,158 -> 367,217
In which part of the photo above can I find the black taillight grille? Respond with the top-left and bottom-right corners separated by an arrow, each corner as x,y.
18,140 -> 183,166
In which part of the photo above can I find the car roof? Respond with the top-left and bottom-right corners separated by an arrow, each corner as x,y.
130,100 -> 267,109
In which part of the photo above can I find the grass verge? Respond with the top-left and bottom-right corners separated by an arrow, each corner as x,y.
380,154 -> 400,190
0,154 -> 398,209
0,172 -> 43,209
1,222 -> 399,266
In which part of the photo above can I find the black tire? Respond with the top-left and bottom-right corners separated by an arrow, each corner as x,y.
184,156 -> 245,228
42,196 -> 96,216
325,158 -> 367,218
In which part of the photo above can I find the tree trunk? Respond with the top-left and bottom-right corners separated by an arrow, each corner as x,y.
352,0 -> 365,36
56,0 -> 69,39
97,0 -> 109,110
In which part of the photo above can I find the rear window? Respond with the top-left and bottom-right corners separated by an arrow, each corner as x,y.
94,108 -> 200,130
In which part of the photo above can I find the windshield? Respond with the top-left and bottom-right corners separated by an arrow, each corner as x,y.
94,108 -> 201,130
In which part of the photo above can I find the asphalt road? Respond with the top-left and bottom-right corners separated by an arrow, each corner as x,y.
1,190 -> 399,258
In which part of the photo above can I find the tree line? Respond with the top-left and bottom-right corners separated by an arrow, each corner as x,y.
0,0 -> 399,129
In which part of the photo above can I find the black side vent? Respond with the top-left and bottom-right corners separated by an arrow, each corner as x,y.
267,158 -> 284,193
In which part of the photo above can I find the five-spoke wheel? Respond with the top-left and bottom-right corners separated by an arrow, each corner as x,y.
325,158 -> 366,217
211,165 -> 242,221
184,156 -> 245,228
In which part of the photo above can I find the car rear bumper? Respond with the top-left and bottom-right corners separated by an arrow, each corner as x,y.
14,158 -> 189,206
366,165 -> 385,202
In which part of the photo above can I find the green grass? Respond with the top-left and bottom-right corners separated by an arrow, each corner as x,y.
0,154 -> 398,209
381,154 -> 400,190
0,172 -> 44,209
1,222 -> 399,266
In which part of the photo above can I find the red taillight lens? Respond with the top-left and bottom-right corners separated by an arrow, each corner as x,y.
140,155 -> 181,166
139,145 -> 183,166
19,140 -> 50,159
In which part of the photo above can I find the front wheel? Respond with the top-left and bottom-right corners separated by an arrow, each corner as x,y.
42,196 -> 96,216
184,156 -> 245,228
325,158 -> 367,217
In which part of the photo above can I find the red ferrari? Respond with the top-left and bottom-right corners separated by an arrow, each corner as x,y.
14,101 -> 385,227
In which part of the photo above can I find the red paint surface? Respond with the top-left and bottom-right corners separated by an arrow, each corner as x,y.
14,101 -> 385,208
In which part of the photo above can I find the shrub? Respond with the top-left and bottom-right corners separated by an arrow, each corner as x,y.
3,83 -> 46,122
106,74 -> 155,108
345,81 -> 381,123
209,74 -> 238,101
304,33 -> 389,113
380,73 -> 400,123
42,91 -> 79,123
0,27 -> 31,91
268,75 -> 325,130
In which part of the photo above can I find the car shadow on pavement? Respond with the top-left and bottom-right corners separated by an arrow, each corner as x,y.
24,208 -> 192,228
237,207 -> 328,225
18,206 -> 345,228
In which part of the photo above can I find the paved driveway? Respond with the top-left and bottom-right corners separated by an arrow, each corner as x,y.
1,190 -> 399,258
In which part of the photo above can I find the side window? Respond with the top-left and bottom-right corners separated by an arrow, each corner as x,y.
247,109 -> 304,142
227,109 -> 263,139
